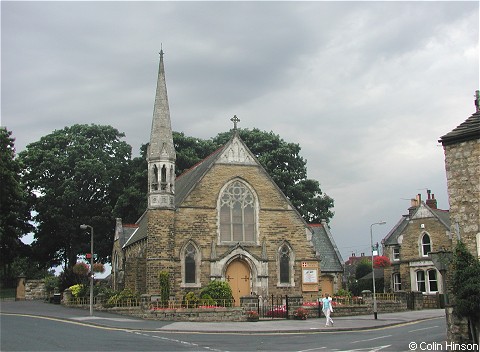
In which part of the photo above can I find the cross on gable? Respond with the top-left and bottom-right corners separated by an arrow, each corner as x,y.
230,115 -> 240,130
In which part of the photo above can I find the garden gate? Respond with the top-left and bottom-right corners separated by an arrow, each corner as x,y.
256,294 -> 290,319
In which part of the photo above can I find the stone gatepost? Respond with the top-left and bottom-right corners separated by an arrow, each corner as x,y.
16,274 -> 26,301
287,295 -> 303,319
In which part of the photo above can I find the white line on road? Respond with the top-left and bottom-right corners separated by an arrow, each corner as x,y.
351,335 -> 392,344
297,347 -> 327,352
408,326 -> 439,332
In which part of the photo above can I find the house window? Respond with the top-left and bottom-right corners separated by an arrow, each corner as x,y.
427,269 -> 438,292
219,180 -> 256,243
279,245 -> 290,284
421,234 -> 431,257
393,273 -> 402,291
416,270 -> 426,292
393,247 -> 400,261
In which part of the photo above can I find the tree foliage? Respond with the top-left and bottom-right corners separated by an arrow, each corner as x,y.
452,241 -> 480,323
0,127 -> 32,280
18,124 -> 131,269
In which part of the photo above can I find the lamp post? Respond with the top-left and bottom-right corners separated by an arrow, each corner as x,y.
370,221 -> 386,320
80,224 -> 94,316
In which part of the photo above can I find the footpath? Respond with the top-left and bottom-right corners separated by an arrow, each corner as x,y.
0,300 -> 445,334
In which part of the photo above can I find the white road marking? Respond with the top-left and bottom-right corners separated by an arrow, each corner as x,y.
409,326 -> 439,332
351,335 -> 392,343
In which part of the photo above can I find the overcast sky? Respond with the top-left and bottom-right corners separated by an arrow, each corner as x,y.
2,1 -> 479,263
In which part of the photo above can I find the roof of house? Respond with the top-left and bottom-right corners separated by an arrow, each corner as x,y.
122,212 -> 147,248
383,202 -> 450,246
310,223 -> 344,273
439,111 -> 480,146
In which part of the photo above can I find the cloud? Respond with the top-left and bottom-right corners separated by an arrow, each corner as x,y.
2,1 -> 478,261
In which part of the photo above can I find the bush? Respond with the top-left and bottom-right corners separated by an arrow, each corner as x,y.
200,280 -> 233,307
105,289 -> 139,307
183,291 -> 199,308
44,275 -> 60,295
159,270 -> 170,305
199,293 -> 216,306
69,284 -> 87,298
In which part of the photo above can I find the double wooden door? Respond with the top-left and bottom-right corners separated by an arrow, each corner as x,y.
225,259 -> 251,307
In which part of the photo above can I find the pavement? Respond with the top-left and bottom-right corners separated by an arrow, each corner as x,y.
0,300 -> 446,334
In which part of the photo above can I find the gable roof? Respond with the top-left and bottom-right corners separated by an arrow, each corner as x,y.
310,223 -> 344,272
439,111 -> 480,146
122,211 -> 147,248
382,202 -> 450,246
123,131 -> 312,248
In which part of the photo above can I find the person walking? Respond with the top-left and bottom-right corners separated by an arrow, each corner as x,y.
321,293 -> 334,327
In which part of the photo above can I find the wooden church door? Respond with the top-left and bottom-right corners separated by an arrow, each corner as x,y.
225,259 -> 251,307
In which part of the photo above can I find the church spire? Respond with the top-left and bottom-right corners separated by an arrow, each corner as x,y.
147,49 -> 176,209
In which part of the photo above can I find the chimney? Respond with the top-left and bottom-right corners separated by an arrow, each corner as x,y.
408,194 -> 421,217
426,190 -> 438,209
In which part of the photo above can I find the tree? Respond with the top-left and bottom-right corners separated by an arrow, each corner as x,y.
18,124 -> 131,270
452,241 -> 480,344
0,127 -> 32,281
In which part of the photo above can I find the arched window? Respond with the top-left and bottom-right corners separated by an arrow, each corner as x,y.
219,180 -> 256,243
185,243 -> 196,284
279,245 -> 290,284
181,241 -> 201,287
421,233 -> 431,257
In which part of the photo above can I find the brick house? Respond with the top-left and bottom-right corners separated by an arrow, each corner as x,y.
439,91 -> 480,344
111,52 -> 343,305
382,191 -> 451,295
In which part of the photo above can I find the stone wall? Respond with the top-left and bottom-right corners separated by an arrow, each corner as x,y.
443,136 -> 480,345
18,279 -> 47,300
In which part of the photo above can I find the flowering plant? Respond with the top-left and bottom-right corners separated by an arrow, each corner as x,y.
72,262 -> 89,276
246,310 -> 259,321
93,263 -> 105,273
373,255 -> 391,268
293,307 -> 308,320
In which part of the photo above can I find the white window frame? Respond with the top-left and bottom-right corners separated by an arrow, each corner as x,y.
420,233 -> 432,257
392,273 -> 402,292
393,247 -> 400,261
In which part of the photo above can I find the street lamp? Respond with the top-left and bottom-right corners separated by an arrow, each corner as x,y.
80,224 -> 94,316
370,221 -> 386,320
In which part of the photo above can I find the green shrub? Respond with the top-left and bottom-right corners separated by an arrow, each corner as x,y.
183,291 -> 199,308
105,289 -> 139,307
69,284 -> 87,298
200,293 -> 216,306
200,280 -> 233,307
159,270 -> 170,305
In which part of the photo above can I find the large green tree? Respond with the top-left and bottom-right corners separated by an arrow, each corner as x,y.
114,128 -> 334,225
19,124 -> 131,269
0,128 -> 32,280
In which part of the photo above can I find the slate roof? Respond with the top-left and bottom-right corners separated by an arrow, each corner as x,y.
382,203 -> 450,246
439,111 -> 480,146
174,146 -> 225,206
119,224 -> 139,248
310,223 -> 344,273
122,211 -> 147,248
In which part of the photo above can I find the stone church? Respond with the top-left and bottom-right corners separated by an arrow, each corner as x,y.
111,52 -> 343,305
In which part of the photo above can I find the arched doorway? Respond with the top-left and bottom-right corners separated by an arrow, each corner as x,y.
225,259 -> 251,307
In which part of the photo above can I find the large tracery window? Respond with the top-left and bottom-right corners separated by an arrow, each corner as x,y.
219,180 -> 256,243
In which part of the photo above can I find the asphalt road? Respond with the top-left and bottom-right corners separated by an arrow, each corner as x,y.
1,313 -> 446,352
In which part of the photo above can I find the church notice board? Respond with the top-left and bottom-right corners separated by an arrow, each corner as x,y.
301,261 -> 319,292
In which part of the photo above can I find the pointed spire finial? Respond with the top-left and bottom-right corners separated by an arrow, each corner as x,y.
230,115 -> 240,130
475,90 -> 479,112
160,43 -> 164,59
